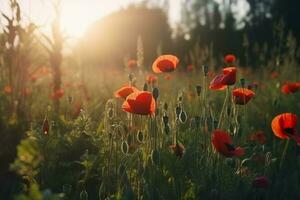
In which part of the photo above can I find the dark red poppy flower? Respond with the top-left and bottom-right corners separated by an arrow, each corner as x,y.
209,67 -> 237,90
51,88 -> 64,100
212,130 -> 244,157
224,54 -> 236,64
122,91 -> 155,116
249,131 -> 266,144
146,74 -> 158,85
169,143 -> 185,158
114,86 -> 139,99
270,71 -> 279,79
3,85 -> 12,94
281,82 -> 300,94
271,113 -> 300,145
252,176 -> 270,188
232,88 -> 255,105
152,55 -> 179,73
127,59 -> 137,70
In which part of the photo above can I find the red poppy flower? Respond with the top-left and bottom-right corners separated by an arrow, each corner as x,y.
122,91 -> 155,115
252,176 -> 270,188
152,55 -> 179,73
232,88 -> 255,105
224,54 -> 236,64
114,86 -> 139,99
146,75 -> 158,85
281,82 -> 300,94
271,113 -> 300,145
212,130 -> 244,157
3,85 -> 12,94
127,59 -> 137,70
249,131 -> 266,144
169,143 -> 185,158
209,67 -> 237,90
51,88 -> 64,100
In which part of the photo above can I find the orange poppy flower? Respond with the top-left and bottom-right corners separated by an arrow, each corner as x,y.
51,88 -> 64,100
271,113 -> 300,145
169,143 -> 185,158
232,88 -> 255,105
212,130 -> 244,157
127,59 -> 137,70
3,85 -> 13,94
249,131 -> 266,144
146,74 -> 158,85
224,54 -> 236,64
209,67 -> 237,90
281,82 -> 300,94
114,86 -> 139,99
122,91 -> 155,115
152,55 -> 179,73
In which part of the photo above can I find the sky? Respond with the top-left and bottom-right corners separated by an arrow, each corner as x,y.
0,0 -> 182,39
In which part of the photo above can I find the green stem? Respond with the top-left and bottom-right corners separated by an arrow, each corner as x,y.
217,87 -> 229,129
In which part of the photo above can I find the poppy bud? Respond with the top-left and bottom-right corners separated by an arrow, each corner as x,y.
203,65 -> 209,76
128,73 -> 133,82
163,115 -> 169,124
107,108 -> 114,119
178,96 -> 183,102
152,87 -> 159,101
195,85 -> 202,96
42,118 -> 49,135
240,78 -> 245,88
143,83 -> 148,91
127,134 -> 133,146
121,141 -> 129,155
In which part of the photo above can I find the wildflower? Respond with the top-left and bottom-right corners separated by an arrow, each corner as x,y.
114,86 -> 139,99
252,176 -> 270,188
51,88 -> 64,100
212,130 -> 244,157
209,67 -> 237,90
281,82 -> 300,94
224,54 -> 236,64
271,113 -> 300,145
152,55 -> 179,73
3,85 -> 13,94
122,91 -> 155,115
169,143 -> 185,158
232,88 -> 255,105
146,74 -> 158,85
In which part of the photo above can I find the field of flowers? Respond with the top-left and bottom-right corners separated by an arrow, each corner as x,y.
1,1 -> 300,200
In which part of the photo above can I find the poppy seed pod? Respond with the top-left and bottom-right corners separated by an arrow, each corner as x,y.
203,65 -> 209,76
128,73 -> 133,82
121,141 -> 129,155
163,102 -> 168,110
196,85 -> 202,96
137,130 -> 144,143
179,111 -> 187,123
152,87 -> 159,101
